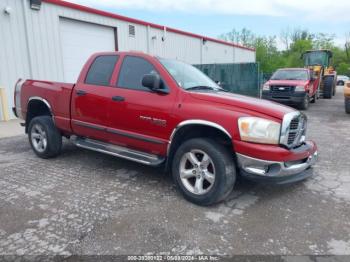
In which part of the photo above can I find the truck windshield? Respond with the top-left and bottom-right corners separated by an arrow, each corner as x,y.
271,70 -> 309,81
158,58 -> 221,91
303,52 -> 328,67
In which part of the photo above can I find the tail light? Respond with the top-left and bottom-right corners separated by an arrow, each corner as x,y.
14,78 -> 25,119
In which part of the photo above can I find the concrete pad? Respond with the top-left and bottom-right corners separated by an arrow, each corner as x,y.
0,119 -> 24,138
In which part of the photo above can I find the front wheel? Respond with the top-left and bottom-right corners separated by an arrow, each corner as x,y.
172,138 -> 236,206
310,92 -> 317,104
28,116 -> 62,159
298,95 -> 310,110
323,76 -> 334,99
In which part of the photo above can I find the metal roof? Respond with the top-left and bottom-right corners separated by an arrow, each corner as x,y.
43,0 -> 255,52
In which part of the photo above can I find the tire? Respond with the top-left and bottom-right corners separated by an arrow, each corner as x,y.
310,93 -> 316,104
172,138 -> 236,206
323,76 -> 334,99
346,98 -> 350,114
337,80 -> 344,86
28,116 -> 62,159
298,95 -> 310,110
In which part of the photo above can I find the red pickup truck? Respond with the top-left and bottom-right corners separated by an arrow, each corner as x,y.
13,51 -> 318,205
262,68 -> 319,110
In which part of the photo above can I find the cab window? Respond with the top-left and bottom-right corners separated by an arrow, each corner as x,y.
117,56 -> 158,91
85,55 -> 119,86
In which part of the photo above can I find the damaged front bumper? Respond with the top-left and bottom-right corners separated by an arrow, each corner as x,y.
237,150 -> 318,184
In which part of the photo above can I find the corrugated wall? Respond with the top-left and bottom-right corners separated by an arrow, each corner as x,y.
0,0 -> 255,119
0,0 -> 31,119
202,41 -> 235,64
234,48 -> 256,63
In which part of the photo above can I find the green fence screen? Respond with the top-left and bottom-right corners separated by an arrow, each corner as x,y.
194,63 -> 261,98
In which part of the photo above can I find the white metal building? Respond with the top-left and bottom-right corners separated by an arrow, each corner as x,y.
0,0 -> 256,120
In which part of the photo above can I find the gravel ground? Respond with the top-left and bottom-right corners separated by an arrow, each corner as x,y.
0,87 -> 349,259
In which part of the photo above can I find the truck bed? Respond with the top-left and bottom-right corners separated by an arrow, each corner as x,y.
20,80 -> 75,133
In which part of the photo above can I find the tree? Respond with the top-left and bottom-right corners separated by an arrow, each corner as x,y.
337,62 -> 350,75
290,28 -> 313,42
280,27 -> 291,50
313,33 -> 335,50
219,27 -> 349,75
218,28 -> 255,48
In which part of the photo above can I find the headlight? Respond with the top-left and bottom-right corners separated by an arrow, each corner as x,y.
262,84 -> 270,91
238,117 -> 281,144
295,85 -> 305,92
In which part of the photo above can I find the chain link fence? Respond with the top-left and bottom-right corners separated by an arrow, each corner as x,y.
194,63 -> 262,98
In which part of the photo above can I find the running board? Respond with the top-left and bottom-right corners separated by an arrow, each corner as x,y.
72,137 -> 165,166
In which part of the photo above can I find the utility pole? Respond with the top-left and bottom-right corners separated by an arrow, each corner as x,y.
345,33 -> 350,62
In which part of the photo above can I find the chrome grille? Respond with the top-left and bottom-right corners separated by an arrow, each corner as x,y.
287,133 -> 297,144
271,86 -> 295,92
270,86 -> 295,99
289,118 -> 299,130
280,112 -> 307,148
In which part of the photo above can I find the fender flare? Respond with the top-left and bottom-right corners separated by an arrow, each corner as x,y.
27,96 -> 54,116
26,96 -> 55,131
167,119 -> 232,157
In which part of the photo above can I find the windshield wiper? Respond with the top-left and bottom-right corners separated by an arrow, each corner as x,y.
186,86 -> 225,92
186,86 -> 215,90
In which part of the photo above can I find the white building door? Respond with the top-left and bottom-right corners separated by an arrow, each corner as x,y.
59,18 -> 116,83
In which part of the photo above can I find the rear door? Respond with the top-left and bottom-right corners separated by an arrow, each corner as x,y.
71,55 -> 119,141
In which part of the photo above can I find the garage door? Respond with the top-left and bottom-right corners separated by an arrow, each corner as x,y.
59,18 -> 116,83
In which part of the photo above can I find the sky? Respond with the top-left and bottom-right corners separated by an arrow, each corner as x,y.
67,0 -> 350,49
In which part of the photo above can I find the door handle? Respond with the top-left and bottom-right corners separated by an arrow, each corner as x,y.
76,90 -> 87,96
112,96 -> 125,102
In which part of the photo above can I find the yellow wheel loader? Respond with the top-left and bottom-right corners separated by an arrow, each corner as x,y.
302,50 -> 337,99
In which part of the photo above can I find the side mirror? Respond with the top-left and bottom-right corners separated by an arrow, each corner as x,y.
142,74 -> 168,94
215,80 -> 222,87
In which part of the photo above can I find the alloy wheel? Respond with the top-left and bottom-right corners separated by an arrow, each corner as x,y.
179,149 -> 216,195
31,124 -> 48,153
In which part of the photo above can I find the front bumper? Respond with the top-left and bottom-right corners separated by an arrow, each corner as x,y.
262,91 -> 306,105
237,147 -> 318,184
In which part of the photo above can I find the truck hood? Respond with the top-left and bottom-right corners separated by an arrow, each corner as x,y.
266,79 -> 309,86
189,91 -> 295,120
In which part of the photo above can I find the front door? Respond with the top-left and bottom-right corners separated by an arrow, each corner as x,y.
108,55 -> 177,155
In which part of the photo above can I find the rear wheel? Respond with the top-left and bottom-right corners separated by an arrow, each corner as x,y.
28,116 -> 62,158
323,76 -> 334,99
346,98 -> 350,114
172,138 -> 236,206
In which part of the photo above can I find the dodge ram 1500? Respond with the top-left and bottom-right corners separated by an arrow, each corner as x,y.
13,51 -> 318,205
